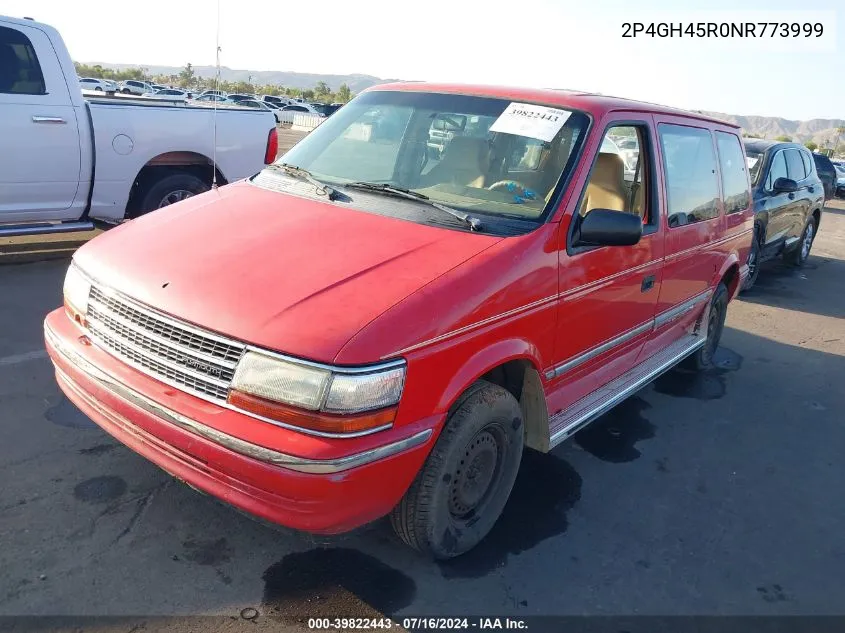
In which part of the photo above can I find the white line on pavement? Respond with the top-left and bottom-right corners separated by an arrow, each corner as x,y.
0,349 -> 48,367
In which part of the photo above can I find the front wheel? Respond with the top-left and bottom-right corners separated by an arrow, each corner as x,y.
741,228 -> 762,292
390,380 -> 524,559
681,282 -> 728,371
785,218 -> 816,267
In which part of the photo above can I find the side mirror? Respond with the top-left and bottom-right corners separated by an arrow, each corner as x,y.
773,177 -> 798,193
574,209 -> 642,247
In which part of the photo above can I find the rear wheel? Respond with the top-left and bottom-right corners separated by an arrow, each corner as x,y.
390,380 -> 524,559
94,86 -> 103,92
681,282 -> 728,371
121,88 -> 131,94
137,173 -> 209,215
785,218 -> 816,267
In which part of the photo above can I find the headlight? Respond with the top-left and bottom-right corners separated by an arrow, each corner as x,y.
63,262 -> 91,325
228,351 -> 405,435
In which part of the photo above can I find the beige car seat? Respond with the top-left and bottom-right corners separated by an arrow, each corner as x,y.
423,136 -> 490,188
579,152 -> 627,216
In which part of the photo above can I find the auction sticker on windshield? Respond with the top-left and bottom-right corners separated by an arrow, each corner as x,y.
489,102 -> 572,142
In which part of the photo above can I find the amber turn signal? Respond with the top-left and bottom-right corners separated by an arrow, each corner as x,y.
227,389 -> 396,434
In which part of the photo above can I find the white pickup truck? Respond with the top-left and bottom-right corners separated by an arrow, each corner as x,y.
0,15 -> 278,237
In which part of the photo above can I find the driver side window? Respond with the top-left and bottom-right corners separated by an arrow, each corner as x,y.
579,125 -> 651,225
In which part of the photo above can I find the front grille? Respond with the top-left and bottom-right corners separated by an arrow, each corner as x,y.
86,285 -> 245,402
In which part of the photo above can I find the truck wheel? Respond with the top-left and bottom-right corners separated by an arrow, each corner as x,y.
121,88 -> 131,94
390,380 -> 524,559
785,218 -> 816,267
681,282 -> 728,371
741,228 -> 762,292
138,173 -> 209,214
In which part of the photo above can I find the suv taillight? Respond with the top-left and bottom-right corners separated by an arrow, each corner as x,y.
265,127 -> 278,164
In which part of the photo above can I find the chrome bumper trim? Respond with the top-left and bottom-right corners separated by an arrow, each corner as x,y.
45,323 -> 432,474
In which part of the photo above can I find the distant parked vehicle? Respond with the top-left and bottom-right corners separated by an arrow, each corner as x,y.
120,80 -> 155,95
834,164 -> 845,198
144,89 -> 189,102
812,153 -> 837,200
237,99 -> 281,123
742,139 -> 825,290
78,77 -> 113,93
260,94 -> 289,107
310,103 -> 342,117
192,93 -> 227,103
226,94 -> 253,103
198,89 -> 227,99
275,102 -> 324,125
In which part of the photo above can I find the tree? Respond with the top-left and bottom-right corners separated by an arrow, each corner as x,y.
178,63 -> 195,88
804,141 -> 818,152
774,135 -> 792,142
336,83 -> 352,103
314,81 -> 331,99
301,89 -> 315,101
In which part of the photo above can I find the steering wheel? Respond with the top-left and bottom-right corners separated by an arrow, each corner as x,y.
487,180 -> 537,202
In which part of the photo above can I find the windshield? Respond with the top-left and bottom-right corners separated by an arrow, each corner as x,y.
265,90 -> 589,222
746,149 -> 764,185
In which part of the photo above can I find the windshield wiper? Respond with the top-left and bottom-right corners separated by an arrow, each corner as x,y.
268,163 -> 341,201
345,182 -> 483,231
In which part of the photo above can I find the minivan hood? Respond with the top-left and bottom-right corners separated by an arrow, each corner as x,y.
75,181 -> 500,362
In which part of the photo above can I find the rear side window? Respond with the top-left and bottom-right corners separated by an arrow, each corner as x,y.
785,149 -> 806,181
801,151 -> 813,177
658,124 -> 720,227
765,151 -> 787,190
715,132 -> 750,214
0,26 -> 46,95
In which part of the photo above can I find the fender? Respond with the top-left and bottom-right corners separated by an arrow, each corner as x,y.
435,337 -> 544,413
713,251 -> 742,299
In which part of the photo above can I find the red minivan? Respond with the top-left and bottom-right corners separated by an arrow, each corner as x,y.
45,84 -> 753,558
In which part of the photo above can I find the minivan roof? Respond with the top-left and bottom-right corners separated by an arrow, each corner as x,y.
743,138 -> 807,153
367,82 -> 739,129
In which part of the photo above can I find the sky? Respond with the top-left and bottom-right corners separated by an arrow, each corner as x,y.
4,0 -> 842,120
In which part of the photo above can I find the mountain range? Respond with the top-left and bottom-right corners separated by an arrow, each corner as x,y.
86,62 -> 844,148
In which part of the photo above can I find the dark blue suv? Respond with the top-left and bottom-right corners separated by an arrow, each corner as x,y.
742,139 -> 825,291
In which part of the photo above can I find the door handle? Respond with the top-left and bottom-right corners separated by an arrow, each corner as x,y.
32,116 -> 66,124
788,193 -> 795,200
807,186 -> 814,193
641,275 -> 655,292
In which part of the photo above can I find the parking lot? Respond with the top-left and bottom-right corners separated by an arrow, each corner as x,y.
1,202 -> 844,625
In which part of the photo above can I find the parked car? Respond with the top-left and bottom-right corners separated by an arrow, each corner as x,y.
276,102 -> 324,124
144,88 -> 189,102
45,81 -> 753,559
260,94 -> 289,107
0,15 -> 278,233
119,80 -> 155,95
225,93 -> 253,103
236,98 -> 281,123
192,93 -> 227,104
834,164 -> 845,198
198,89 -> 227,99
78,77 -> 113,93
310,102 -> 341,117
741,139 -> 824,290
812,153 -> 837,200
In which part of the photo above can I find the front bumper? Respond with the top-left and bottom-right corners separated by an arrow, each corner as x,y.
44,309 -> 437,534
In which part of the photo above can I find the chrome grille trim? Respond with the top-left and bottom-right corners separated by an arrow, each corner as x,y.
89,286 -> 243,362
86,284 -> 245,402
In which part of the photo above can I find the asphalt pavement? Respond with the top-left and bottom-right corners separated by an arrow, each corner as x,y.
1,203 -> 844,630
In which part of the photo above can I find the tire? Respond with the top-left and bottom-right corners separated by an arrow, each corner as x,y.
784,217 -> 816,267
390,380 -> 524,559
122,88 -> 131,94
681,282 -> 728,371
137,172 -> 209,215
94,86 -> 103,92
741,227 -> 762,292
